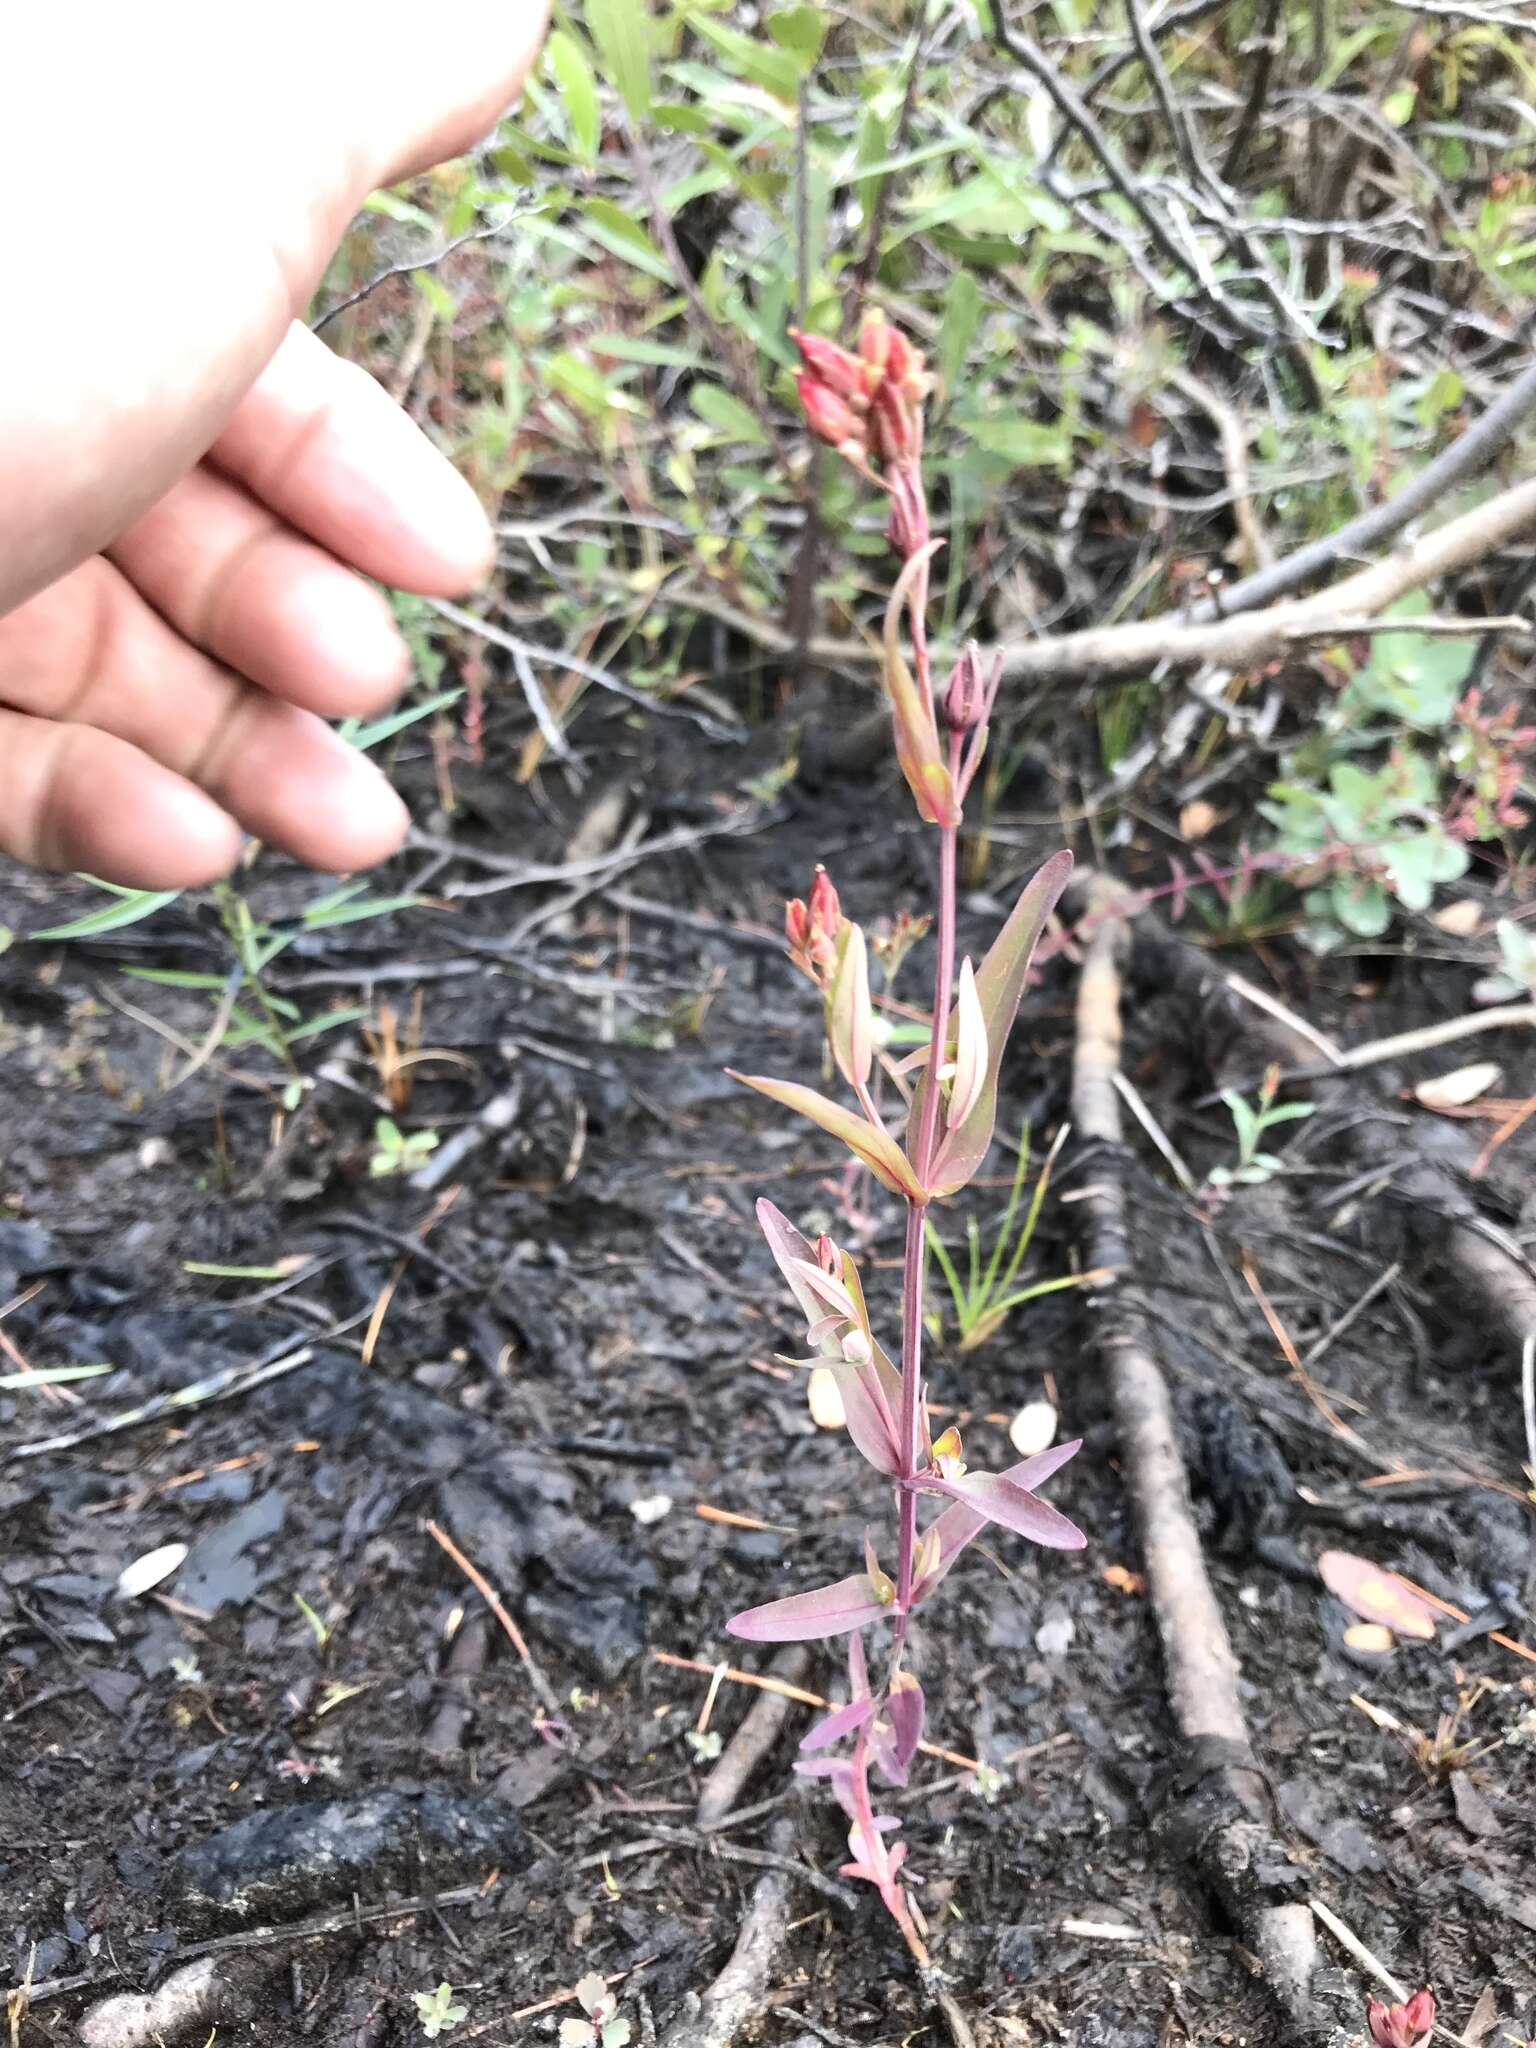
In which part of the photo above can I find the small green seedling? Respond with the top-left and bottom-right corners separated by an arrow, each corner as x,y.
968,1762 -> 1006,1804
293,1592 -> 334,1649
370,1117 -> 440,1177
1476,919 -> 1536,1004
412,1983 -> 468,2038
685,1728 -> 723,1762
1207,1065 -> 1315,1190
559,1972 -> 631,2048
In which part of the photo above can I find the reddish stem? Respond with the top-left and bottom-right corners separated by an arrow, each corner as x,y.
892,817 -> 958,1633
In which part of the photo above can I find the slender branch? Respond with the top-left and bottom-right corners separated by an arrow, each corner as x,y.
1201,357 -> 1536,620
1069,879 -> 1318,2022
995,472 -> 1536,682
309,217 -> 514,333
1220,0 -> 1283,183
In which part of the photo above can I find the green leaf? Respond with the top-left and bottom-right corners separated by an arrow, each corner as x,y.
32,887 -> 181,942
577,197 -> 674,282
690,384 -> 769,445
586,0 -> 651,122
0,1364 -> 112,1391
299,895 -> 423,930
343,688 -> 463,752
1330,874 -> 1392,938
590,332 -> 706,370
688,15 -> 801,97
937,269 -> 982,398
282,1006 -> 369,1046
1381,829 -> 1468,911
766,4 -> 828,63
548,29 -> 600,163
965,415 -> 1070,468
728,1072 -> 924,1197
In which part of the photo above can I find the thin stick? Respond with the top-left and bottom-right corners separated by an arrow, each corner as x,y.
1070,883 -> 1318,2018
1333,1002 -> 1536,1073
650,1651 -> 984,1771
1244,1253 -> 1367,1447
1300,1261 -> 1403,1371
423,1519 -> 560,1714
1386,1568 -> 1536,1668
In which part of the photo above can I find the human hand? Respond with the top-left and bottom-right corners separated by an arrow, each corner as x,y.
0,3 -> 549,889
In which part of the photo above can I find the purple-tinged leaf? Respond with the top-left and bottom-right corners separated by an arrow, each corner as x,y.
926,1469 -> 1086,1550
913,1442 -> 1084,1600
847,1627 -> 870,1701
835,1362 -> 902,1477
731,1073 -> 924,1198
726,1573 -> 893,1643
800,1695 -> 877,1752
791,1258 -> 859,1323
757,1200 -> 826,1328
795,1755 -> 858,1817
755,1205 -> 904,1476
1004,1438 -> 1083,1495
887,1671 -> 925,1771
913,850 -> 1073,1196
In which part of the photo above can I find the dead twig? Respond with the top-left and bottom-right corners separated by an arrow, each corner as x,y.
423,1518 -> 561,1716
651,1650 -> 983,1770
1069,878 -> 1318,2025
657,1821 -> 796,2048
697,1647 -> 809,1828
1168,367 -> 1274,572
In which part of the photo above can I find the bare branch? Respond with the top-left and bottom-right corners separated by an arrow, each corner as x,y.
1202,358 -> 1536,619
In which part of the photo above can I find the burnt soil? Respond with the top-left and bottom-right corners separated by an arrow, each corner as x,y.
2,700 -> 1535,2046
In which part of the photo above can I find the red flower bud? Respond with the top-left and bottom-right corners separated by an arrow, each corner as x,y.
786,867 -> 844,985
796,373 -> 865,453
943,647 -> 983,733
870,383 -> 915,464
809,867 -> 841,935
791,329 -> 869,406
883,323 -> 928,403
858,309 -> 891,383
1366,1990 -> 1435,2048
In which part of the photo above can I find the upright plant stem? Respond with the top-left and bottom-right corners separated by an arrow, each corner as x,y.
894,822 -> 959,1624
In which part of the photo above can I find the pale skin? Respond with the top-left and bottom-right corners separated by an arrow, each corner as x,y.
0,3 -> 551,889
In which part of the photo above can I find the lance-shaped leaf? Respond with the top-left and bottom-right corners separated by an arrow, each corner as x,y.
755,1202 -> 902,1476
912,1441 -> 1084,1601
924,1469 -> 1086,1550
827,920 -> 874,1091
887,1671 -> 925,1771
732,1073 -> 925,1198
946,957 -> 988,1132
914,849 -> 1073,1196
795,1753 -> 859,1814
881,547 -> 959,828
727,1572 -> 894,1643
800,1694 -> 877,1753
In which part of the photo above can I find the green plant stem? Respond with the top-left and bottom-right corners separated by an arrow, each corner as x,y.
213,883 -> 298,1077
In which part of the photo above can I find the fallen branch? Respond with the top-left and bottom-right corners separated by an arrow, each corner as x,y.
679,474 -> 1536,691
1204,356 -> 1536,620
1069,877 -> 1319,2025
998,473 -> 1536,682
658,1821 -> 795,2048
